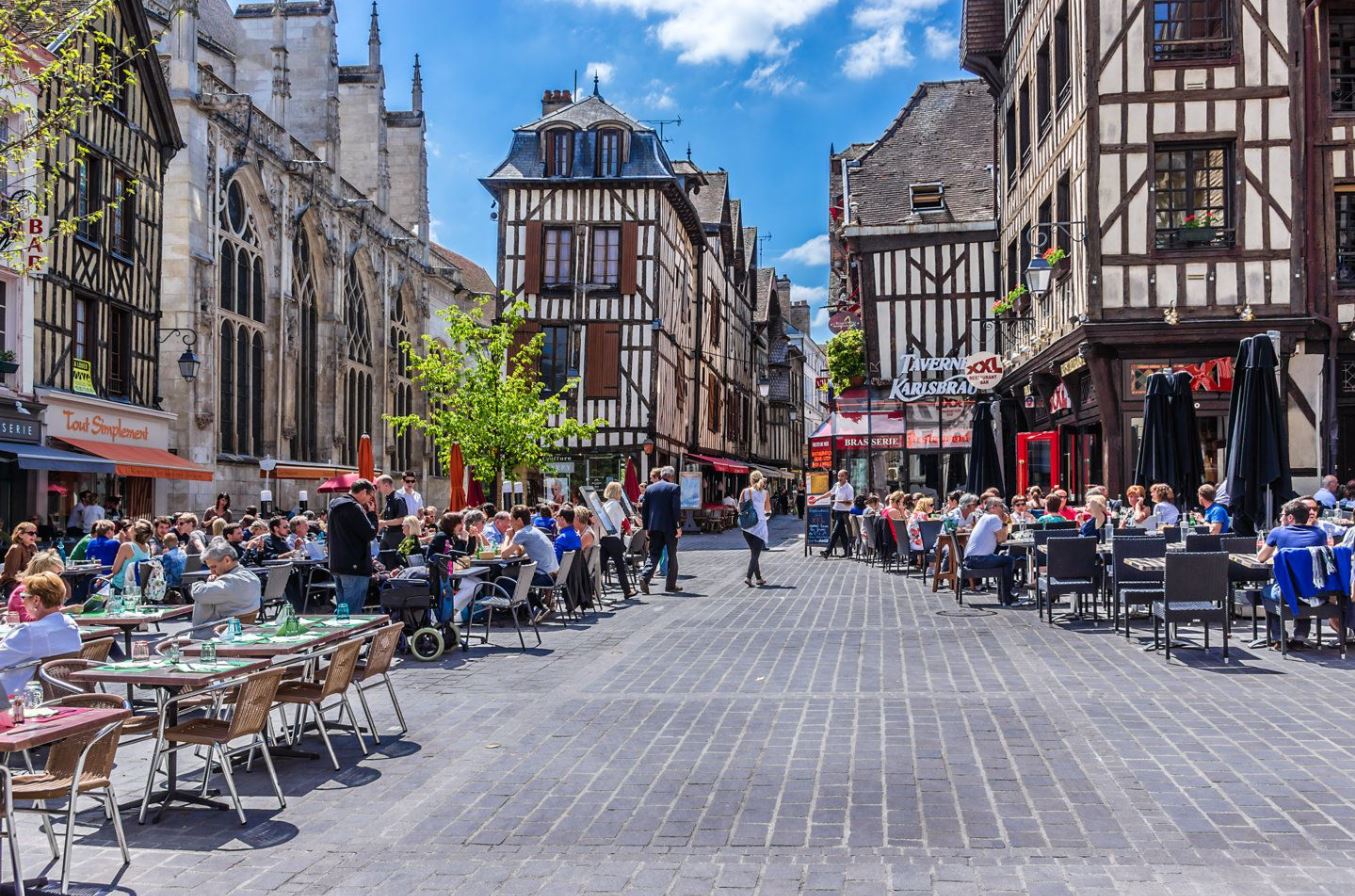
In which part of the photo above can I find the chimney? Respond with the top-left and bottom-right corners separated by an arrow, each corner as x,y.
541,89 -> 571,117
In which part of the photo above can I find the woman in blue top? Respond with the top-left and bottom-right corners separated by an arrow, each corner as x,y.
1079,495 -> 1110,539
109,519 -> 152,592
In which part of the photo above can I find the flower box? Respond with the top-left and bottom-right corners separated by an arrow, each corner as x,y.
1178,226 -> 1218,244
0,360 -> 18,375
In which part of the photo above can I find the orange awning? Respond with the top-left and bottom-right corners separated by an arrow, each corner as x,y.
56,438 -> 214,482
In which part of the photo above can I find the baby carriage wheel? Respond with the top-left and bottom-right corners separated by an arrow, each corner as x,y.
410,626 -> 444,661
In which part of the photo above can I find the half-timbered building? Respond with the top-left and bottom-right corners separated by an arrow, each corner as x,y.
827,80 -> 998,495
962,0 -> 1332,493
483,86 -> 792,497
28,0 -> 189,518
144,0 -> 487,513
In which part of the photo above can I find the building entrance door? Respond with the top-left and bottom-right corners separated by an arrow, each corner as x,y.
1016,432 -> 1059,496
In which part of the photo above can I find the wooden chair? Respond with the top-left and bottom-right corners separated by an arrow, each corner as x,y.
930,533 -> 959,594
10,693 -> 129,894
139,669 -> 286,825
274,639 -> 367,770
350,623 -> 408,743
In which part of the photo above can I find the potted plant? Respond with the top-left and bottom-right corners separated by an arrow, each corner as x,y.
1042,246 -> 1068,267
825,328 -> 866,392
1179,211 -> 1220,244
992,283 -> 1027,316
0,350 -> 16,375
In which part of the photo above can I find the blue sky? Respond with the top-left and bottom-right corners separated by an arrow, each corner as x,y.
331,0 -> 967,342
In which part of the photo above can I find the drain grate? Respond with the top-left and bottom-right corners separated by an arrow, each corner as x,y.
935,608 -> 997,618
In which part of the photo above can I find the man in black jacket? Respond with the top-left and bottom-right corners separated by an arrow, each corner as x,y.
639,466 -> 682,594
375,474 -> 409,552
328,479 -> 379,614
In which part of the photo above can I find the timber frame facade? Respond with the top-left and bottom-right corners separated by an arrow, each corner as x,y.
962,0 -> 1343,494
483,88 -> 799,490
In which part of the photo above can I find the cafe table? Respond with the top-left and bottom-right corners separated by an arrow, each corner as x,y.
181,614 -> 386,659
71,605 -> 194,658
70,656 -> 268,822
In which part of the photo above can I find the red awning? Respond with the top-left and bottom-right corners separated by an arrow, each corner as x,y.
808,410 -> 908,451
57,437 -> 214,482
686,452 -> 751,474
317,473 -> 362,493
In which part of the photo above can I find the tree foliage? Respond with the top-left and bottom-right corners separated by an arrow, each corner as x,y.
386,295 -> 605,495
0,0 -> 154,264
825,327 -> 866,393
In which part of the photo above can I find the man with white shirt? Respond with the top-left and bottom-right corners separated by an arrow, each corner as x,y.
399,473 -> 425,515
962,497 -> 1020,605
80,492 -> 105,535
819,470 -> 856,559
1313,474 -> 1339,510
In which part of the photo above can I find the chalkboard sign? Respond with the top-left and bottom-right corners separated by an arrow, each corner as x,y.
804,503 -> 832,554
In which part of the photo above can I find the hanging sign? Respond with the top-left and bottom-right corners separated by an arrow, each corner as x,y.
1049,382 -> 1073,415
71,358 -> 97,396
889,353 -> 977,402
964,351 -> 1004,390
23,218 -> 48,273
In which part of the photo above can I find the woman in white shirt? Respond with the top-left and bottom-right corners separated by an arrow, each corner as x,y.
739,471 -> 772,587
1149,483 -> 1180,529
600,482 -> 636,598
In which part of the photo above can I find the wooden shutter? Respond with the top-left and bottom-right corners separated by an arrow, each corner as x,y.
619,221 -> 638,295
510,320 -> 542,372
523,221 -> 543,295
585,323 -> 621,399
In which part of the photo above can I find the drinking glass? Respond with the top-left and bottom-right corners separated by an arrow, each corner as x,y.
131,641 -> 150,662
124,588 -> 141,612
201,640 -> 218,663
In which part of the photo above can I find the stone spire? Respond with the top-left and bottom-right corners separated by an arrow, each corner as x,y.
412,54 -> 423,112
367,0 -> 381,70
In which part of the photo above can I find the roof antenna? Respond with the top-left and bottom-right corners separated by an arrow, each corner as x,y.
686,142 -> 692,162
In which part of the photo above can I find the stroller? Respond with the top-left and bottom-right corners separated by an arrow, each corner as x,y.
379,566 -> 454,661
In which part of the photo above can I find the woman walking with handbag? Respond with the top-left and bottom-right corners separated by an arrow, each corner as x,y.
739,471 -> 772,588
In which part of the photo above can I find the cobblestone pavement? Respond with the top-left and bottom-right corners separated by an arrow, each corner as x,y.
50,517 -> 1355,894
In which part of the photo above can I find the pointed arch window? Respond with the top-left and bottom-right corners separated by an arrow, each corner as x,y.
388,284 -> 414,475
343,256 -> 374,466
217,175 -> 269,456
292,230 -> 320,461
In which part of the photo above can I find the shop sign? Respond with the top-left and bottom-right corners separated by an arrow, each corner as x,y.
964,352 -> 1004,391
71,359 -> 96,396
1060,355 -> 1086,377
1049,382 -> 1073,415
905,428 -> 972,450
810,441 -> 832,469
889,353 -> 977,403
0,409 -> 40,444
42,392 -> 172,449
22,218 -> 48,273
1129,357 -> 1233,396
814,376 -> 830,391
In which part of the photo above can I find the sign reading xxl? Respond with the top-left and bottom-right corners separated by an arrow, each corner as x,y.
889,351 -> 1003,402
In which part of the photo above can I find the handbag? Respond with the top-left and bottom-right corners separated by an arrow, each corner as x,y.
737,490 -> 758,530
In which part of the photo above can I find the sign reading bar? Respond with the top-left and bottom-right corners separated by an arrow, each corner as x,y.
24,218 -> 48,273
964,351 -> 1004,390
71,359 -> 96,396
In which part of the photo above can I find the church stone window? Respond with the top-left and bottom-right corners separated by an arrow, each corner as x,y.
292,230 -> 320,462
217,175 -> 267,456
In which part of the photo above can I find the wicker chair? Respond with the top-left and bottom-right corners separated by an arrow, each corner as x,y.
77,637 -> 115,663
274,639 -> 367,770
1111,537 -> 1167,638
10,693 -> 129,894
138,668 -> 286,825
1152,551 -> 1231,661
351,623 -> 407,743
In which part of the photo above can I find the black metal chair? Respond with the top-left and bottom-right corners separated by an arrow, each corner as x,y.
1152,551 -> 1230,661
1040,536 -> 1099,623
1184,533 -> 1223,551
1111,536 -> 1166,638
1111,528 -> 1153,538
1219,535 -> 1266,640
1160,525 -> 1181,542
911,520 -> 943,578
876,516 -> 899,571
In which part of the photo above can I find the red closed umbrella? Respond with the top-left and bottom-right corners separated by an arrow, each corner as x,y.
357,433 -> 375,482
466,470 -> 486,508
623,456 -> 641,502
447,444 -> 467,510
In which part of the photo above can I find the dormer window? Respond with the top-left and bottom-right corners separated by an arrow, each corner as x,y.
910,183 -> 945,212
544,128 -> 573,177
597,128 -> 622,177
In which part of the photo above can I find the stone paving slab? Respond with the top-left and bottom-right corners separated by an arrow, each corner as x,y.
42,517 -> 1355,893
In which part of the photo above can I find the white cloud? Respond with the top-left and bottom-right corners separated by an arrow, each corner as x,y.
779,234 -> 830,266
585,61 -> 615,85
791,283 -> 828,305
428,218 -> 444,243
812,305 -> 830,330
840,0 -> 948,79
643,81 -> 677,110
744,54 -> 803,95
575,0 -> 835,64
923,24 -> 957,61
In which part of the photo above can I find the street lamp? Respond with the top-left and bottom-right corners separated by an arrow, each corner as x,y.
757,375 -> 771,399
160,328 -> 202,382
1024,256 -> 1052,299
259,454 -> 277,515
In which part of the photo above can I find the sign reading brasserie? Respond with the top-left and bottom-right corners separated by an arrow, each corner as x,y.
889,352 -> 1004,402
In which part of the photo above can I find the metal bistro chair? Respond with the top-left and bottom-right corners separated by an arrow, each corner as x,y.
10,693 -> 130,895
470,561 -> 541,651
1031,528 -> 1082,582
846,515 -> 863,558
1152,551 -> 1231,661
1160,525 -> 1181,543
1039,536 -> 1099,624
139,668 -> 287,825
274,639 -> 368,770
912,520 -> 943,579
875,516 -> 898,572
859,514 -> 877,560
1111,536 -> 1167,638
258,562 -> 295,620
1184,533 -> 1223,552
78,637 -> 115,664
350,622 -> 408,743
538,551 -> 579,623
624,529 -> 649,579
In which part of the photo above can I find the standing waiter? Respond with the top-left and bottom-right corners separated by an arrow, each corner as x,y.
638,466 -> 682,594
819,469 -> 856,558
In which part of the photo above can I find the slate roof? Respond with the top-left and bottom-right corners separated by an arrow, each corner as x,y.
525,94 -> 647,132
755,267 -> 778,324
845,80 -> 995,229
691,171 -> 728,227
200,0 -> 243,54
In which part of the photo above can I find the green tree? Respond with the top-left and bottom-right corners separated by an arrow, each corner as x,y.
387,295 -> 605,499
1,0 -> 157,264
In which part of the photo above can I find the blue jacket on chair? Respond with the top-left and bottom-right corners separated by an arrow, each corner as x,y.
1272,545 -> 1353,614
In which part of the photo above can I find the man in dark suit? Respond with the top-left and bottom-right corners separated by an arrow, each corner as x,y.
639,465 -> 682,594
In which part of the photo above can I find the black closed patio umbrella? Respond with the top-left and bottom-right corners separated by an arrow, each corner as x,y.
965,401 -> 1003,495
1168,370 -> 1205,506
1133,371 -> 1178,491
1225,334 -> 1293,531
